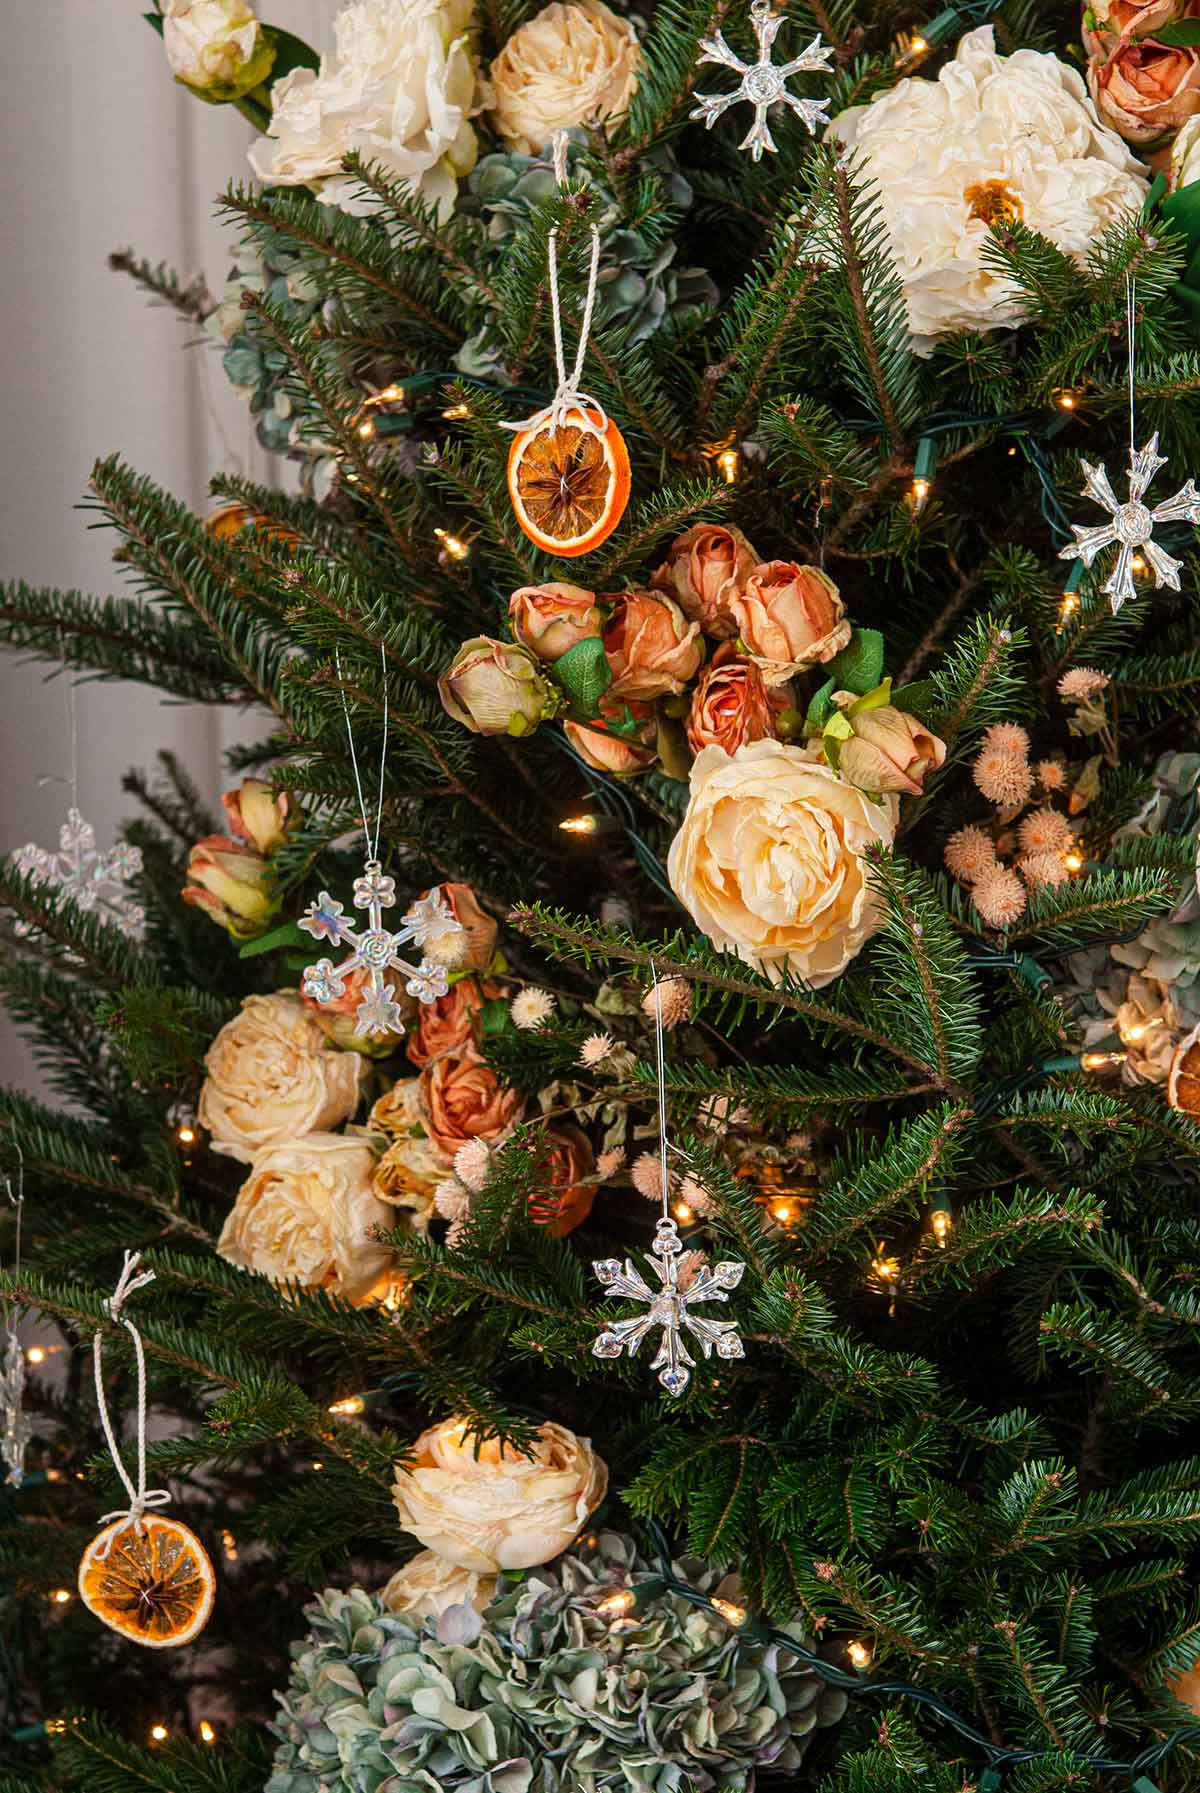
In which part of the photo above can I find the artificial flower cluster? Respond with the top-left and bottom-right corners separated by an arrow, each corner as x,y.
182,777 -> 299,938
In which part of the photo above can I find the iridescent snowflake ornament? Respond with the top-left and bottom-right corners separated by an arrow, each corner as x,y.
1059,433 -> 1200,615
691,0 -> 832,161
593,1217 -> 745,1396
300,865 -> 462,1038
11,808 -> 144,939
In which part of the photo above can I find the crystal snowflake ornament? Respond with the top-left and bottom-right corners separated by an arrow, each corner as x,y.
592,1218 -> 745,1396
11,808 -> 144,939
690,0 -> 833,161
300,865 -> 462,1038
1,1329 -> 32,1488
1059,433 -> 1200,614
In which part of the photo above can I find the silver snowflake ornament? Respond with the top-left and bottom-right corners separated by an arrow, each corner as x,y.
1059,433 -> 1200,614
592,1218 -> 745,1396
1,1330 -> 32,1488
690,0 -> 832,161
11,807 -> 144,939
299,865 -> 463,1037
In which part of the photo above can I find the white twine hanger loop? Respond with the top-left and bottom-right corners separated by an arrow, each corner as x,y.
92,1252 -> 170,1556
334,640 -> 389,867
502,130 -> 609,441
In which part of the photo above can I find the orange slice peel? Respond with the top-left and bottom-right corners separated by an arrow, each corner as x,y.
78,1514 -> 214,1649
507,406 -> 630,559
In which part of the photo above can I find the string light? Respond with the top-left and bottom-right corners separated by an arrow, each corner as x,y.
45,1719 -> 68,1736
771,1199 -> 796,1224
442,401 -> 471,420
847,1639 -> 872,1668
560,813 -> 598,835
1081,1050 -> 1127,1072
26,1346 -> 46,1365
328,1394 -> 365,1417
1058,561 -> 1085,632
910,436 -> 938,513
597,1588 -> 636,1618
311,1460 -> 325,1471
1064,849 -> 1084,874
377,383 -> 404,403
199,1721 -> 217,1745
1054,389 -> 1079,412
383,1276 -> 409,1312
673,1201 -> 694,1223
930,1205 -> 953,1248
356,417 -> 376,440
176,1124 -> 197,1146
49,1587 -> 72,1605
434,526 -> 471,561
871,1254 -> 901,1283
716,447 -> 741,484
45,1467 -> 63,1482
1132,553 -> 1147,574
220,1527 -> 238,1561
711,1596 -> 748,1627
150,1724 -> 169,1744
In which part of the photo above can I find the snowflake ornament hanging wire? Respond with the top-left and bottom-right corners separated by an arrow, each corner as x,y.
2,1153 -> 31,1489
299,645 -> 464,1040
590,968 -> 745,1397
1059,273 -> 1200,613
690,0 -> 833,161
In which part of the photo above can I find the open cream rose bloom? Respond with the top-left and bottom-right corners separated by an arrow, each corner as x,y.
198,992 -> 367,1164
829,27 -> 1148,348
488,0 -> 641,154
380,1549 -> 496,1620
392,1418 -> 608,1571
668,741 -> 896,989
248,0 -> 482,217
218,1133 -> 392,1306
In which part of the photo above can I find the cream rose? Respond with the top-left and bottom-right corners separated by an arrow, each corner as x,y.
369,1077 -> 443,1229
488,0 -> 641,154
667,740 -> 896,988
248,0 -> 482,218
380,1549 -> 496,1620
392,1417 -> 608,1571
830,27 -> 1148,347
198,993 -> 367,1164
727,561 -> 851,682
438,637 -> 559,736
163,0 -> 273,98
218,1133 -> 392,1306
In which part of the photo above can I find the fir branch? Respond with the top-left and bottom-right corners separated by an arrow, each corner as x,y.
108,248 -> 214,325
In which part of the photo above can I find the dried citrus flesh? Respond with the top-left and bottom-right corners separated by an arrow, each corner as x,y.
1169,1023 -> 1200,1116
507,408 -> 631,558
78,1515 -> 214,1648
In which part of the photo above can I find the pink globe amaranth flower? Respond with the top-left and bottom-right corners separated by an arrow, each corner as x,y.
944,824 -> 999,885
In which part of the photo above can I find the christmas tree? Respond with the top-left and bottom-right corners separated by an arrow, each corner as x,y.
6,0 -> 1200,1786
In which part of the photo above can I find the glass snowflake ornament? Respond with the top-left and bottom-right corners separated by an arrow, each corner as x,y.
300,865 -> 462,1038
690,0 -> 833,161
1059,433 -> 1200,614
592,1218 -> 745,1396
1,1329 -> 32,1488
11,808 -> 144,939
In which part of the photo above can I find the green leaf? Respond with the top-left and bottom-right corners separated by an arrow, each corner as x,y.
481,997 -> 512,1035
825,627 -> 885,696
238,919 -> 308,958
806,676 -> 835,728
554,637 -> 613,716
1154,19 -> 1200,43
262,23 -> 321,81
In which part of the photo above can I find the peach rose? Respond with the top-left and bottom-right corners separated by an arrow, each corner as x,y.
217,1133 -> 391,1307
509,582 -> 603,663
392,1417 -> 608,1571
380,1550 -> 496,1621
686,643 -> 786,756
603,590 -> 704,699
651,522 -> 760,638
301,964 -> 414,1056
368,1077 -> 442,1229
727,562 -> 852,683
438,637 -> 558,736
221,777 -> 297,855
420,1047 -> 525,1163
830,692 -> 947,797
1089,35 -> 1200,141
425,882 -> 498,974
667,740 -> 896,988
528,1125 -> 595,1237
182,835 -> 276,938
199,992 -> 367,1164
488,0 -> 641,155
1087,0 -> 1195,46
407,976 -> 488,1068
564,697 -> 658,774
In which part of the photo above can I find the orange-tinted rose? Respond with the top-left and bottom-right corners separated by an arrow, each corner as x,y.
1089,35 -> 1200,141
602,589 -> 704,699
727,562 -> 851,682
407,976 -> 491,1068
419,1048 -> 525,1164
651,522 -> 759,638
222,778 -> 298,854
508,582 -> 603,663
528,1124 -> 595,1237
686,643 -> 786,756
1087,0 -> 1194,46
564,697 -> 657,774
420,882 -> 497,974
182,835 -> 276,938
301,964 -> 414,1055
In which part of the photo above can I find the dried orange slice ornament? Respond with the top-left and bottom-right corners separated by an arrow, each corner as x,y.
501,133 -> 630,561
507,408 -> 630,558
1169,1022 -> 1200,1115
83,1252 -> 215,1649
79,1514 -> 214,1649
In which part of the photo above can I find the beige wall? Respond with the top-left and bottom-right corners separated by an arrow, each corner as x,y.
0,2 -> 330,1087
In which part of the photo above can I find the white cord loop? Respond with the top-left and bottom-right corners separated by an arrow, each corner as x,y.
334,640 -> 389,865
1126,269 -> 1137,462
92,1252 -> 170,1557
502,130 -> 609,441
